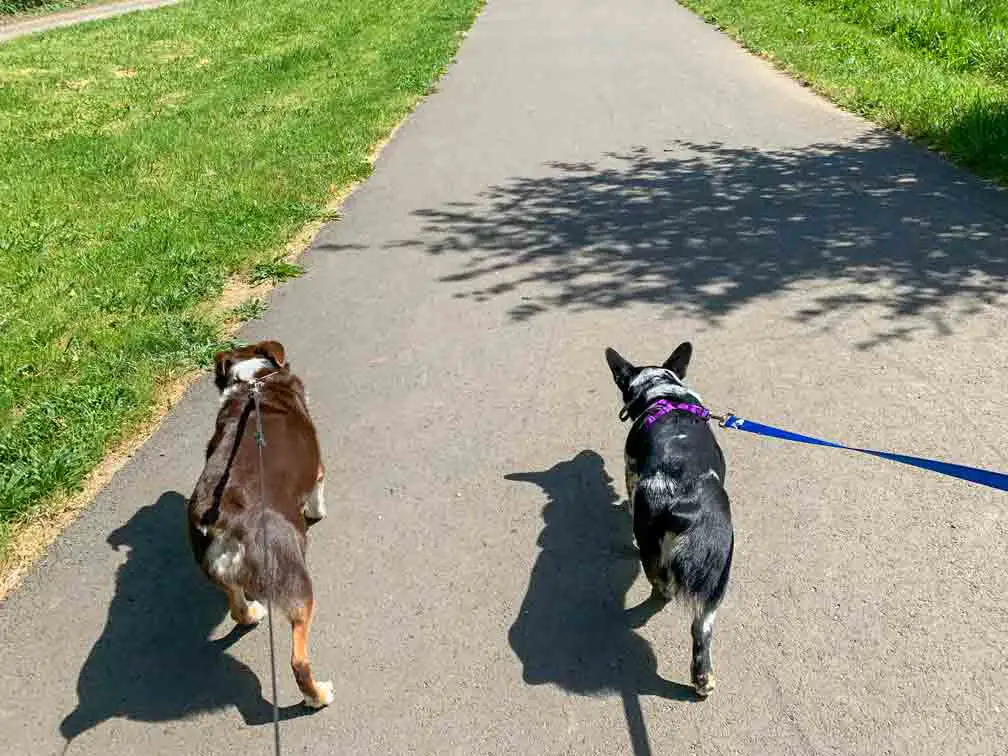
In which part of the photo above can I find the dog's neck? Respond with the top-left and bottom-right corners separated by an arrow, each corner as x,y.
620,369 -> 704,423
220,358 -> 282,405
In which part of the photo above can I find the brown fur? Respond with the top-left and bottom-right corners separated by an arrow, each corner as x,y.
188,340 -> 333,708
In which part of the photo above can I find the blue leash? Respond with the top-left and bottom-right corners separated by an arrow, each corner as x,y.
715,414 -> 1008,492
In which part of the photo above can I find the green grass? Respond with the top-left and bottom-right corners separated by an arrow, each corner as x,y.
1,0 -> 92,17
229,298 -> 268,322
249,258 -> 304,286
0,0 -> 482,549
678,0 -> 1008,183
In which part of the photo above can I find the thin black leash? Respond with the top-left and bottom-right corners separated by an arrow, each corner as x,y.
200,400 -> 255,531
250,379 -> 282,756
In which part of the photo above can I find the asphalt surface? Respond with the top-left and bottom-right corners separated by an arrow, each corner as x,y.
0,0 -> 179,43
1,0 -> 1006,754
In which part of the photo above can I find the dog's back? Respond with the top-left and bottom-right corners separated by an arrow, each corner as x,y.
628,413 -> 733,608
189,369 -> 319,542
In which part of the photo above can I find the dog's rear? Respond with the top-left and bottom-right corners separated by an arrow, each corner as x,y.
607,342 -> 734,697
632,462 -> 733,697
188,340 -> 333,708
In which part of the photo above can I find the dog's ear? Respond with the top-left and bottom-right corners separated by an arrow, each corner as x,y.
662,341 -> 692,379
255,340 -> 287,369
605,347 -> 638,390
213,350 -> 234,392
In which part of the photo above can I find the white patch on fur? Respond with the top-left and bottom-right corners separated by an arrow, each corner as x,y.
701,609 -> 717,635
635,472 -> 677,559
245,600 -> 267,624
659,529 -> 685,566
304,680 -> 335,709
220,357 -> 272,404
640,470 -> 677,499
232,357 -> 272,382
206,535 -> 245,584
654,530 -> 685,600
304,478 -> 327,519
703,469 -> 720,481
628,367 -> 704,406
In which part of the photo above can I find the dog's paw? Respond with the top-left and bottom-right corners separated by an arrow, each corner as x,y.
694,675 -> 716,698
235,601 -> 267,626
304,509 -> 327,525
303,680 -> 335,709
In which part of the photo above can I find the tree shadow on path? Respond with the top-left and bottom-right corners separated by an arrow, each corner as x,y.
398,135 -> 1008,348
60,491 -> 309,750
508,450 -> 696,756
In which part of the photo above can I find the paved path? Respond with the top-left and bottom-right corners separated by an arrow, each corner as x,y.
2,0 -> 1006,754
0,0 -> 179,43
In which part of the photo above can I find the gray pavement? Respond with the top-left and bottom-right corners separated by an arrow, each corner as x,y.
1,0 -> 1006,754
0,0 -> 179,43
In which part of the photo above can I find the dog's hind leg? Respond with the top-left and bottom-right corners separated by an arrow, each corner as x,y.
225,584 -> 266,626
289,594 -> 334,708
690,604 -> 717,697
304,465 -> 327,521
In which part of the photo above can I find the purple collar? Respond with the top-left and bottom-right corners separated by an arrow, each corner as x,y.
641,399 -> 711,428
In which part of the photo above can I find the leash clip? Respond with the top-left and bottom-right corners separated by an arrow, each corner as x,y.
709,409 -> 734,428
249,379 -> 267,448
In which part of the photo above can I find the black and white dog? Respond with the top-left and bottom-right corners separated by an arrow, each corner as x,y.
605,342 -> 733,698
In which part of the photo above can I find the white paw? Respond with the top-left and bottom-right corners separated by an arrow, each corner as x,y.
695,675 -> 716,698
240,601 -> 267,626
304,481 -> 327,520
304,503 -> 327,520
303,680 -> 334,709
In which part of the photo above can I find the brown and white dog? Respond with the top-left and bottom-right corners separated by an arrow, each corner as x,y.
187,340 -> 334,708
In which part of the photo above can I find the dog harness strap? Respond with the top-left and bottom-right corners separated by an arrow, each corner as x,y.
621,392 -> 706,423
641,399 -> 710,428
720,415 -> 1008,492
623,397 -> 712,429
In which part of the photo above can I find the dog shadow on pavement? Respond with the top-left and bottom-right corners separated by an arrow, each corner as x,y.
60,491 -> 310,749
507,450 -> 696,756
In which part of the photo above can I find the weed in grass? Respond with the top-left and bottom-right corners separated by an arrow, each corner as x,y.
229,298 -> 269,322
249,258 -> 304,286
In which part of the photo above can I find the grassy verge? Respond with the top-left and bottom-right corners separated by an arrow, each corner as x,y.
1,0 -> 92,17
677,0 -> 1008,184
0,0 -> 482,554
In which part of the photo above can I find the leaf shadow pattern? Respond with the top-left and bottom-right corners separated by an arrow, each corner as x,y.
60,491 -> 310,751
508,451 -> 697,756
398,135 -> 1008,348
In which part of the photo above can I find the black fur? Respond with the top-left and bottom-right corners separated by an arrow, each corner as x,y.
605,343 -> 734,697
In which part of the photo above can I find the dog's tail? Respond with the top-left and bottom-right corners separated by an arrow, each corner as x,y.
649,484 -> 733,609
240,509 -> 312,612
